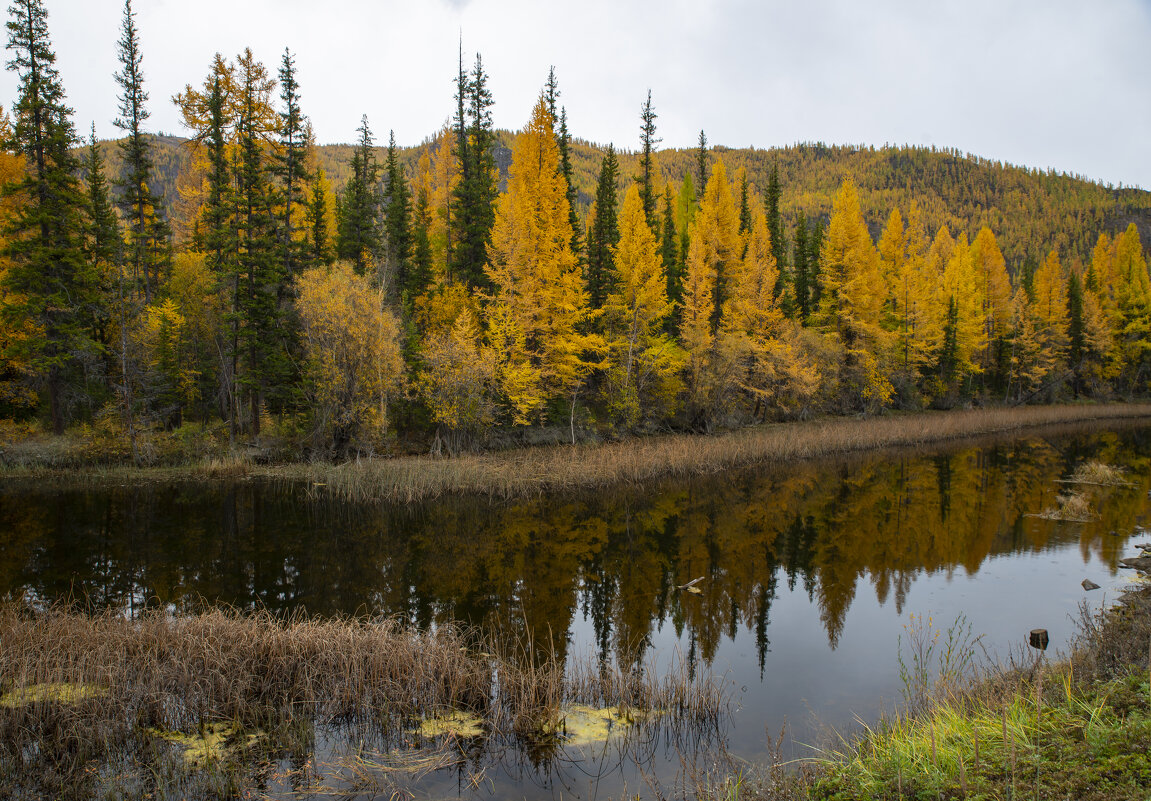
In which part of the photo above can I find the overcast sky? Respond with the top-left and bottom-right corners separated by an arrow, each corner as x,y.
3,0 -> 1149,188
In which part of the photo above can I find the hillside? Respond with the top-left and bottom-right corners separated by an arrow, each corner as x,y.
107,133 -> 1151,274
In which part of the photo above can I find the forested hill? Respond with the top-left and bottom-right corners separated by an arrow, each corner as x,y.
113,133 -> 1151,273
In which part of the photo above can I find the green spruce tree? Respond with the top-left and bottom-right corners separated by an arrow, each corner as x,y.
336,115 -> 381,274
2,0 -> 96,432
113,0 -> 167,303
586,144 -> 619,310
449,50 -> 497,288
383,129 -> 412,302
636,89 -> 660,230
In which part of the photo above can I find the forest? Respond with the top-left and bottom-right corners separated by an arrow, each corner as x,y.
3,0 -> 1151,461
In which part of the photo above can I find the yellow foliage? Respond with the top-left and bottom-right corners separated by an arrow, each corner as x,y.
296,261 -> 405,450
417,309 -> 498,438
602,185 -> 683,425
484,94 -> 603,424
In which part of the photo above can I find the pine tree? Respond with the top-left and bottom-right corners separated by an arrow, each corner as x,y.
793,211 -> 810,323
449,51 -> 497,288
764,163 -> 785,298
586,145 -> 619,310
696,129 -> 708,193
1067,268 -> 1084,396
306,167 -> 332,266
2,0 -> 96,432
113,0 -> 167,303
233,48 -> 287,433
660,184 -> 678,292
273,47 -> 309,282
737,171 -> 751,235
336,115 -> 381,274
557,107 -> 581,259
383,129 -> 412,301
636,89 -> 660,230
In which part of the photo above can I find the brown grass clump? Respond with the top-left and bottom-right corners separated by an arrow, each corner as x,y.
1029,491 -> 1098,522
270,403 -> 1151,503
0,605 -> 724,798
1065,459 -> 1135,487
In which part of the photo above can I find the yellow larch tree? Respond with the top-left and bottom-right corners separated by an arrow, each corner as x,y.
602,184 -> 684,427
678,159 -> 742,425
815,178 -> 891,410
1107,224 -> 1151,391
720,206 -> 818,418
969,227 -> 1012,377
938,234 -> 983,388
484,94 -> 602,426
1017,247 -> 1068,398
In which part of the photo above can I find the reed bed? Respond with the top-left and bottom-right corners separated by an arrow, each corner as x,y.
270,403 -> 1151,503
0,604 -> 724,798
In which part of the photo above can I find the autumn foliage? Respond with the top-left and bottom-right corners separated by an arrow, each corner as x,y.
0,4 -> 1148,456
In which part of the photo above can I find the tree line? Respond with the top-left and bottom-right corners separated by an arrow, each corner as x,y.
2,0 -> 1149,458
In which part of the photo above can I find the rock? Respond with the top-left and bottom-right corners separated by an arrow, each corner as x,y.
1119,556 -> 1151,572
1082,579 -> 1101,591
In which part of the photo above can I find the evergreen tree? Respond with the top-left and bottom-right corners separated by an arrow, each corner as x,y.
635,89 -> 660,230
449,51 -> 497,288
737,172 -> 751,235
273,47 -> 309,282
85,126 -> 120,266
696,129 -> 708,193
2,0 -> 96,432
586,145 -> 619,310
307,168 -> 332,266
660,184 -> 678,293
383,129 -> 412,301
764,163 -> 785,297
113,0 -> 167,302
233,49 -> 287,433
557,107 -> 581,259
793,211 -> 810,323
336,115 -> 381,274
1067,267 -> 1084,396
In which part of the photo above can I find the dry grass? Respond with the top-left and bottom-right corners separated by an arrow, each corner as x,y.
1064,459 -> 1136,487
1028,490 -> 1099,522
268,403 -> 1151,503
0,604 -> 724,798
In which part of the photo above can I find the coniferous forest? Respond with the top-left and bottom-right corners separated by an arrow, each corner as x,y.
3,0 -> 1151,461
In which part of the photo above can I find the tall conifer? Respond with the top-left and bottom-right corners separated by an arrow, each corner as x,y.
3,0 -> 95,432
113,0 -> 167,302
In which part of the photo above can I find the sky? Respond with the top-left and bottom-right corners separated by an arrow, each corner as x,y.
2,0 -> 1149,189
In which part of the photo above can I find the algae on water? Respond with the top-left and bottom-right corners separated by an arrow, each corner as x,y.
0,682 -> 104,707
416,710 -> 484,739
552,704 -> 651,747
150,724 -> 262,767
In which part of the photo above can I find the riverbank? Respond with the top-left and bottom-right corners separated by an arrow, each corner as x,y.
731,569 -> 1151,800
4,402 -> 1151,502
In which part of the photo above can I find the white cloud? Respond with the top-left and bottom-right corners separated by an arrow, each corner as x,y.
1,0 -> 1147,187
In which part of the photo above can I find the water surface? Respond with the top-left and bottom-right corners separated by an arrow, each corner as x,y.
2,423 -> 1148,797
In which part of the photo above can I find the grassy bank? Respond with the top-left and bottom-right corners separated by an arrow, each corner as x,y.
260,403 -> 1151,502
3,403 -> 1150,502
0,605 -> 723,799
728,576 -> 1151,801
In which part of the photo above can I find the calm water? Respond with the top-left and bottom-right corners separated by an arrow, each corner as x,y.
2,423 -> 1149,798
